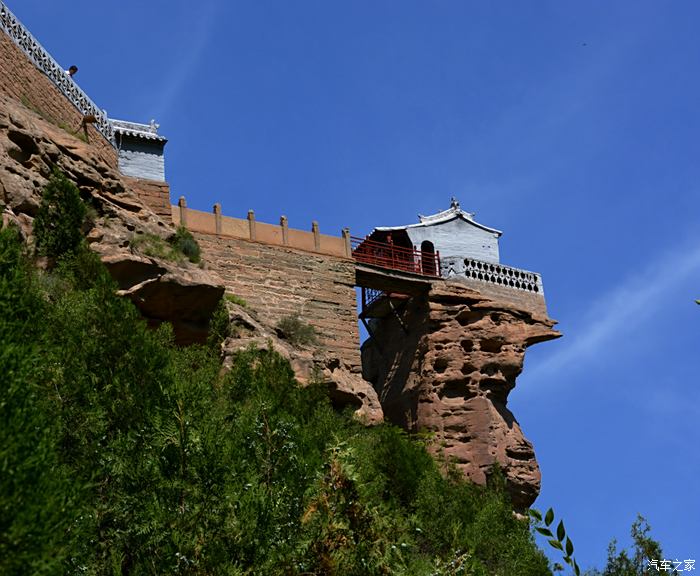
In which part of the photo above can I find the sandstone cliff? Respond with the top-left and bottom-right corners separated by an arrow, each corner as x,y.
0,93 -> 383,421
362,280 -> 560,509
0,94 -> 224,343
1,74 -> 557,497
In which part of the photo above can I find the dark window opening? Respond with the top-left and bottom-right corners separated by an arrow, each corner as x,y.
421,240 -> 436,276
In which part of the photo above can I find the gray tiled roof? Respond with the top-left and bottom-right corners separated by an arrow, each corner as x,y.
110,118 -> 167,143
375,198 -> 503,236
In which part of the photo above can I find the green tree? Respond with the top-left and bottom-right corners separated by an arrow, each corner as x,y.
33,168 -> 86,259
0,225 -> 81,574
584,515 -> 664,576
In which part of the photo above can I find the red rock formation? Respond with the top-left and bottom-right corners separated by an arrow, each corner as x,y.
0,94 -> 224,343
0,94 -> 383,420
362,281 -> 560,509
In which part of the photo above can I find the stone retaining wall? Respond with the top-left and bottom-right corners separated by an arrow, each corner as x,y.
122,176 -> 171,222
195,232 -> 362,373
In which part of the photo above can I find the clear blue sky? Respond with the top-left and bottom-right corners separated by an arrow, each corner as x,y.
9,0 -> 699,569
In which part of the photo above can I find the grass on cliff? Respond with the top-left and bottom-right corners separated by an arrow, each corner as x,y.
276,314 -> 319,347
19,95 -> 89,143
130,225 -> 201,264
0,221 -> 553,575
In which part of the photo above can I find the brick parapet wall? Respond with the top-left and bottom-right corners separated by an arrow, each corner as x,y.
196,233 -> 362,372
176,202 -> 351,259
0,31 -> 117,168
122,176 -> 171,222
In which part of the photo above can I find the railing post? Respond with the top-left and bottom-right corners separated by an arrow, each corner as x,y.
388,234 -> 395,270
213,203 -> 222,235
247,210 -> 256,241
178,196 -> 188,227
342,227 -> 351,257
312,221 -> 320,252
280,216 -> 289,245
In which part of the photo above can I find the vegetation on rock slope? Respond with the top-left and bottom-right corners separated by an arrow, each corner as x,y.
0,172 -> 668,575
1,222 -> 551,574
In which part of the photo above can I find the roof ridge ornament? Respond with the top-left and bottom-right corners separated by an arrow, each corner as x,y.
450,196 -> 460,209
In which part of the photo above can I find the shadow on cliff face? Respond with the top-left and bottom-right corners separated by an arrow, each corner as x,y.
361,292 -> 432,432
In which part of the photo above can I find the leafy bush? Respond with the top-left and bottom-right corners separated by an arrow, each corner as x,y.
207,297 -> 232,347
32,168 -> 86,259
171,225 -> 201,263
583,515 -> 665,576
276,314 -> 319,347
0,225 -> 78,574
130,231 -> 177,260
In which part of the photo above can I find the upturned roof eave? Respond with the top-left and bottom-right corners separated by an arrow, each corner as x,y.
373,212 -> 503,237
114,130 -> 168,144
110,118 -> 168,143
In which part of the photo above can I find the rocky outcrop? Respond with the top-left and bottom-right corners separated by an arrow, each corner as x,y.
0,92 -> 381,418
362,281 -> 560,510
0,94 -> 224,343
220,299 -> 384,425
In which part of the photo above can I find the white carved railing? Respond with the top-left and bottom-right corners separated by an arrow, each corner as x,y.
441,256 -> 544,295
0,1 -> 114,144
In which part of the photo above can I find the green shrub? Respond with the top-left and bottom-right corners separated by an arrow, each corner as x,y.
276,314 -> 318,347
171,225 -> 201,263
0,225 -> 82,573
130,231 -> 176,260
33,168 -> 86,259
225,292 -> 247,307
207,298 -> 232,347
582,515 -> 664,576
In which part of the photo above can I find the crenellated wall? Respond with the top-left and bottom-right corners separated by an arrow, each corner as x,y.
172,198 -> 363,372
172,199 -> 351,258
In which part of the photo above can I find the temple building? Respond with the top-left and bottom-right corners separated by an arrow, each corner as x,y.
353,198 -> 546,314
365,197 -> 502,265
111,118 -> 167,182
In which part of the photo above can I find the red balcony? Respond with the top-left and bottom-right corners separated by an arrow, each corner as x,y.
351,235 -> 441,278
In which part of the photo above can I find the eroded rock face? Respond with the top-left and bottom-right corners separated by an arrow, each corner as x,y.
0,94 -> 224,343
220,300 -> 384,425
362,281 -> 560,509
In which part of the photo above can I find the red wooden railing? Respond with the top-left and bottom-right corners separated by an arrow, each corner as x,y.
351,236 -> 441,277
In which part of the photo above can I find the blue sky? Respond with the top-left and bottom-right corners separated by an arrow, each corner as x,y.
9,0 -> 700,568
